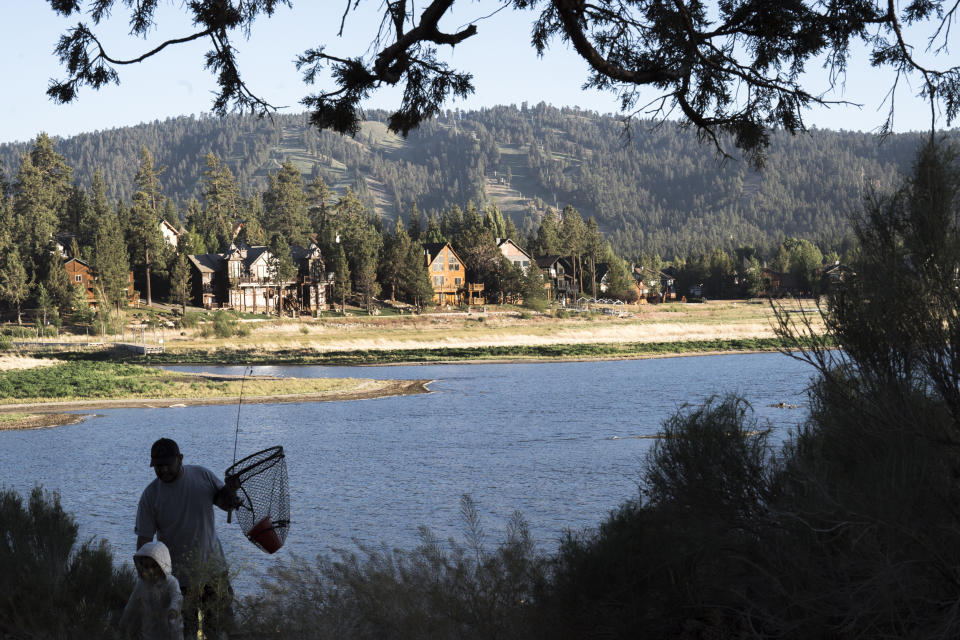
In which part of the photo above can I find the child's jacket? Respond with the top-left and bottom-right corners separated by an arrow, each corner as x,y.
120,541 -> 184,640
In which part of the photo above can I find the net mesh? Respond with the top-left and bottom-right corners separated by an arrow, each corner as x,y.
225,446 -> 290,554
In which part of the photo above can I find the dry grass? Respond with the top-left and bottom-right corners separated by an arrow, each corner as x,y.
158,300 -> 815,355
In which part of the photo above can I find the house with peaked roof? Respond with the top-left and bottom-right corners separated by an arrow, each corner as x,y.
188,242 -> 330,313
64,257 -> 138,307
423,242 -> 484,306
497,238 -> 533,273
535,255 -> 575,301
159,219 -> 183,248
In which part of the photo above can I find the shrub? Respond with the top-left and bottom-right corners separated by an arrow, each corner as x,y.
235,323 -> 252,338
0,335 -> 11,351
181,311 -> 203,328
555,308 -> 570,319
4,326 -> 33,338
539,396 -> 772,639
519,311 -> 533,320
38,325 -> 58,338
299,324 -> 310,334
0,487 -> 134,639
213,312 -> 239,338
238,496 -> 547,640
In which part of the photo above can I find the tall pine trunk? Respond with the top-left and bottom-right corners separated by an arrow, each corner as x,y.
145,246 -> 152,306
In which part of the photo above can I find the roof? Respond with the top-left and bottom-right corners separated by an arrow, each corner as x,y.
63,256 -> 91,268
497,238 -> 532,260
291,243 -> 323,263
188,253 -> 224,273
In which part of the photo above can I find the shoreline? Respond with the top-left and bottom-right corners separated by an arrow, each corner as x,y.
0,379 -> 431,430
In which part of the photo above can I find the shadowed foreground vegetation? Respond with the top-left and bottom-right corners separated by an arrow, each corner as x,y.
3,142 -> 959,638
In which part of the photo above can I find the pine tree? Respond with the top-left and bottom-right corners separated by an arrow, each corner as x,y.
200,153 -> 239,247
262,161 -> 309,246
43,248 -> 72,312
169,250 -> 192,315
330,241 -> 351,311
380,218 -> 411,301
306,176 -> 333,237
0,247 -> 31,325
13,136 -> 73,275
94,205 -> 131,313
128,148 -> 168,306
402,240 -> 433,309
521,261 -> 548,311
267,233 -> 297,317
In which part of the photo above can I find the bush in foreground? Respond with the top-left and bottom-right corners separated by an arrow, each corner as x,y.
0,486 -> 133,639
237,495 -> 547,640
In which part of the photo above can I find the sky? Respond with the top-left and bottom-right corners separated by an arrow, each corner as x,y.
0,2 -> 951,145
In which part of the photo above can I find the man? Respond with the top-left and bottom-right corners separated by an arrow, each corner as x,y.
136,437 -> 240,638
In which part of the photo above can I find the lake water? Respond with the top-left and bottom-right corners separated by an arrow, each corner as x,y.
0,353 -> 816,588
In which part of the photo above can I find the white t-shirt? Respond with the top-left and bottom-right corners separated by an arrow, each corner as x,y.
135,465 -> 226,588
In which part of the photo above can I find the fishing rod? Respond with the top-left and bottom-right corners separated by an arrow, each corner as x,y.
224,364 -> 291,554
226,365 -> 252,524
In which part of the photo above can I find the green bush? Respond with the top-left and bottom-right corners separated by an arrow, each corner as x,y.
181,311 -> 204,328
213,312 -> 239,338
4,326 -> 33,338
0,487 -> 134,639
235,323 -> 251,338
38,325 -> 58,338
0,335 -> 11,351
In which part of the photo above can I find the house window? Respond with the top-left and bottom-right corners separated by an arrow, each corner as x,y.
432,260 -> 443,272
522,261 -> 530,268
75,275 -> 82,282
433,276 -> 443,287
455,278 -> 462,287
448,257 -> 460,270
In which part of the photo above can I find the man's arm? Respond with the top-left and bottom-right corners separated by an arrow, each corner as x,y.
213,475 -> 241,512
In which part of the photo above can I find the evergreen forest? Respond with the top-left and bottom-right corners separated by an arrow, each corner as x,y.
0,104 -> 935,259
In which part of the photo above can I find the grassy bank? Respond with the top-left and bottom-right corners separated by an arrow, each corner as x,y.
0,361 -> 422,405
119,336 -> 798,366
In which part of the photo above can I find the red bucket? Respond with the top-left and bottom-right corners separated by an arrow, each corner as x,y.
247,516 -> 283,554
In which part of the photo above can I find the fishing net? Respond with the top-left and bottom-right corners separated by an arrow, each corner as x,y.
225,446 -> 290,554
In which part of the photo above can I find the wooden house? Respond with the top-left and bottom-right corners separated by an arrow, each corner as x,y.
63,257 -> 138,307
423,242 -> 484,306
64,257 -> 97,304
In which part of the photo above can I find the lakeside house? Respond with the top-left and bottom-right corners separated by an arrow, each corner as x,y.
159,219 -> 183,248
423,242 -> 484,306
63,257 -> 138,307
535,255 -> 575,302
497,238 -> 533,273
188,242 -> 331,313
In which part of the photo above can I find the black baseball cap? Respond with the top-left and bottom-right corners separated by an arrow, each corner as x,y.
150,438 -> 181,466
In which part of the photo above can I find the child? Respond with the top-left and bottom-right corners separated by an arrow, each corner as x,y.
120,541 -> 184,640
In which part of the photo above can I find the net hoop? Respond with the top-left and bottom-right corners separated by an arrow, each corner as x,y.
225,445 -> 290,554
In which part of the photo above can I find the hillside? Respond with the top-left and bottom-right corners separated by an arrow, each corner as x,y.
0,105 -> 933,257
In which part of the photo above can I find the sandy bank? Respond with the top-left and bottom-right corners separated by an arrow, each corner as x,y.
0,379 -> 430,430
